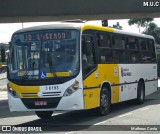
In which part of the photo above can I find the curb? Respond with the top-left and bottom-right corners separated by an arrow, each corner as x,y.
0,78 -> 6,80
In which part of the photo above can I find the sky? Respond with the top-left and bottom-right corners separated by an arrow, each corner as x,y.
0,18 -> 160,43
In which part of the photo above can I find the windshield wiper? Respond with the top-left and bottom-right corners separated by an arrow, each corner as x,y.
21,60 -> 36,81
21,70 -> 29,81
21,57 -> 31,80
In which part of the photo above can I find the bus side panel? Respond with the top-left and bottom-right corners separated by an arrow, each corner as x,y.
83,64 -> 120,109
119,64 -> 157,102
83,88 -> 100,109
145,81 -> 157,96
111,86 -> 120,103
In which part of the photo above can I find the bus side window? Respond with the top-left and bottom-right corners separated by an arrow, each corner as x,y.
112,35 -> 125,49
148,39 -> 156,63
139,38 -> 151,63
139,39 -> 148,50
98,48 -> 113,63
97,32 -> 113,63
112,35 -> 126,63
97,32 -> 111,47
127,37 -> 138,50
127,37 -> 140,63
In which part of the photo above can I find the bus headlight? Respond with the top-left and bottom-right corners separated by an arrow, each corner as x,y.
7,84 -> 18,98
63,81 -> 79,96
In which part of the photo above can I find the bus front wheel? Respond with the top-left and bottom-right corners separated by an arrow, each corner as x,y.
97,87 -> 111,116
35,111 -> 53,119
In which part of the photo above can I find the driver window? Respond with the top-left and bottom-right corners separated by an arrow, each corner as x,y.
82,35 -> 95,77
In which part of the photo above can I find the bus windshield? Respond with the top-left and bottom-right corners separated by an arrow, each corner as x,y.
9,30 -> 80,80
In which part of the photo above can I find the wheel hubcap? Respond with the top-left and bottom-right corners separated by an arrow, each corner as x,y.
140,88 -> 144,100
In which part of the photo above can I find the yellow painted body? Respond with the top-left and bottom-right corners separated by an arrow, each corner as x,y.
81,25 -> 119,109
9,82 -> 39,98
83,64 -> 120,109
83,88 -> 100,109
81,24 -> 114,33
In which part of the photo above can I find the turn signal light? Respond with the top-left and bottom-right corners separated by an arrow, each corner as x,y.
73,81 -> 79,89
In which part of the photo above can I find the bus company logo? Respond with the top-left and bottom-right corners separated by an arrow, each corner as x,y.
121,68 -> 132,77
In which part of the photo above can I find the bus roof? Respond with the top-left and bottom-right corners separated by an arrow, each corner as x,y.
81,24 -> 154,39
13,22 -> 154,39
114,28 -> 154,39
13,23 -> 83,34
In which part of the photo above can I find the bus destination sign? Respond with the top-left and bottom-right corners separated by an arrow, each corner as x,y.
24,31 -> 71,41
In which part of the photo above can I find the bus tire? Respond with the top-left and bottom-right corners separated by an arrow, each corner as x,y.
136,81 -> 145,104
96,87 -> 111,116
35,111 -> 53,119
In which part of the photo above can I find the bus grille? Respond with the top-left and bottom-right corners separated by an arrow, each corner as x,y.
42,92 -> 61,97
21,93 -> 38,98
21,97 -> 62,109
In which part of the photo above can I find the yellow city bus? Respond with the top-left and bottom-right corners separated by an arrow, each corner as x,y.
7,22 -> 157,119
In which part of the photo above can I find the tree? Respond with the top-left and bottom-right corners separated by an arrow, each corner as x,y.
128,18 -> 153,33
143,22 -> 160,44
113,22 -> 122,30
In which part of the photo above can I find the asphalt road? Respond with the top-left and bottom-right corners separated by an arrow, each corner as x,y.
0,89 -> 160,134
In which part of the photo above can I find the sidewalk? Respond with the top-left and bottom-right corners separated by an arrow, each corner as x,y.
0,74 -> 7,100
0,72 -> 7,91
0,85 -> 7,91
0,91 -> 7,100
0,72 -> 6,80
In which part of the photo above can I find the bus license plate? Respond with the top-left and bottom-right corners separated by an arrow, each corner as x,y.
35,101 -> 47,106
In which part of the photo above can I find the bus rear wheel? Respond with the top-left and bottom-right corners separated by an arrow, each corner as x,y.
35,111 -> 53,119
97,87 -> 111,116
136,81 -> 145,104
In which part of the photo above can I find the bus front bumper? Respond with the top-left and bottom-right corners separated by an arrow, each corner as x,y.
8,89 -> 84,111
